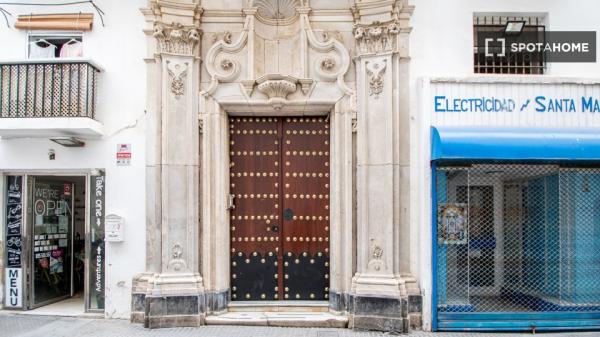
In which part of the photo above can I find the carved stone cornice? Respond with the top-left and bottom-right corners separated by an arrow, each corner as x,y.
257,76 -> 297,99
255,74 -> 304,110
153,22 -> 202,55
353,19 -> 400,55
148,0 -> 203,18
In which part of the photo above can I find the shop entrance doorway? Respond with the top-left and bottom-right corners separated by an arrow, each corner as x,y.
3,173 -> 104,314
29,176 -> 85,310
229,116 -> 330,301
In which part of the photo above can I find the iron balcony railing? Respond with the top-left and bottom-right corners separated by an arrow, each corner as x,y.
0,59 -> 100,119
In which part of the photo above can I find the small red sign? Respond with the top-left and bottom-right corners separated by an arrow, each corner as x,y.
116,143 -> 132,166
116,153 -> 131,159
63,184 -> 71,196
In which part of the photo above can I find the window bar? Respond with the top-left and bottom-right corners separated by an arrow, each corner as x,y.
90,69 -> 96,119
50,64 -> 55,116
41,64 -> 46,116
8,65 -> 12,117
85,65 -> 90,118
15,65 -> 20,117
59,64 -> 63,117
33,65 -> 38,117
77,63 -> 81,117
68,63 -> 73,116
24,65 -> 29,116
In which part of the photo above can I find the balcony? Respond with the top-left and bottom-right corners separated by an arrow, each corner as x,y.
0,59 -> 103,139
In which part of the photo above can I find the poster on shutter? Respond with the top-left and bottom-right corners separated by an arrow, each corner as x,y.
116,143 -> 131,166
438,203 -> 468,245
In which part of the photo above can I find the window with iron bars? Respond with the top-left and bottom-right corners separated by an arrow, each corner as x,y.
473,16 -> 546,74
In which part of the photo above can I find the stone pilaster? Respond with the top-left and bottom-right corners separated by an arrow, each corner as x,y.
133,0 -> 205,328
350,0 -> 420,333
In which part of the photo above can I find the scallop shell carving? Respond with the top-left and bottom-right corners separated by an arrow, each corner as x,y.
255,0 -> 300,20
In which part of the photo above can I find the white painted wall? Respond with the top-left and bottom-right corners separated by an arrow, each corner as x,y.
408,0 -> 600,331
0,0 -> 147,319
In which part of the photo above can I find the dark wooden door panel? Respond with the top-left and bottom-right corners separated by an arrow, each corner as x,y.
281,117 -> 330,300
229,116 -> 330,301
230,117 -> 280,300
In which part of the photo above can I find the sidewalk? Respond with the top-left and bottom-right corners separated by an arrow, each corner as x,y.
2,312 -> 600,337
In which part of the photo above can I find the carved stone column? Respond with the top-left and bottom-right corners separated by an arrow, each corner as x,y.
134,1 -> 205,328
350,0 -> 419,333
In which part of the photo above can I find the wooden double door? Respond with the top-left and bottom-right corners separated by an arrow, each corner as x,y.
229,116 -> 330,301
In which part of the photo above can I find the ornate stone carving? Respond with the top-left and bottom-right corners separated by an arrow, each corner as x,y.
167,61 -> 188,98
352,116 -> 358,133
203,6 -> 352,97
255,0 -> 299,20
256,74 -> 300,110
256,74 -> 297,99
220,59 -> 234,70
298,78 -> 313,95
154,22 -> 201,55
204,29 -> 247,92
321,57 -> 336,71
354,20 -> 400,54
223,31 -> 233,44
168,243 -> 188,272
366,59 -> 386,99
367,240 -> 384,272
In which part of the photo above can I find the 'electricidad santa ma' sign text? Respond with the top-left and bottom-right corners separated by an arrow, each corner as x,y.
434,95 -> 600,113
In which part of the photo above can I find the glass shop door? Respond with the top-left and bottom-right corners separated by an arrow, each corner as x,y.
29,178 -> 74,308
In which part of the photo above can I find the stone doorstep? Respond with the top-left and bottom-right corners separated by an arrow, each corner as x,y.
205,311 -> 348,328
228,301 -> 329,312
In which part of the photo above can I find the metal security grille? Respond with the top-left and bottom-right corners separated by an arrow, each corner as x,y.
0,61 -> 99,118
473,16 -> 545,74
436,164 -> 600,315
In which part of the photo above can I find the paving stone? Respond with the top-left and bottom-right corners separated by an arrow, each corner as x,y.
2,312 -> 600,337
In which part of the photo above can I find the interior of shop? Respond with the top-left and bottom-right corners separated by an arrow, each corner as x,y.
436,164 -> 600,313
25,175 -> 87,315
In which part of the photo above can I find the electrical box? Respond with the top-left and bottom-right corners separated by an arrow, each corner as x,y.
105,214 -> 124,242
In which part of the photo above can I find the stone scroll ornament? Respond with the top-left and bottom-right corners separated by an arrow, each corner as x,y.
203,8 -> 352,97
366,59 -> 387,99
166,61 -> 188,99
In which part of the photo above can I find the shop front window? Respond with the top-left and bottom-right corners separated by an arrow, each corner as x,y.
436,164 -> 600,313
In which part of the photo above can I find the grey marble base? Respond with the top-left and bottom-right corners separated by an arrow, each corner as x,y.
131,293 -> 146,323
206,290 -> 229,313
352,315 -> 407,333
144,295 -> 205,328
347,294 -> 422,333
132,290 -> 229,327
